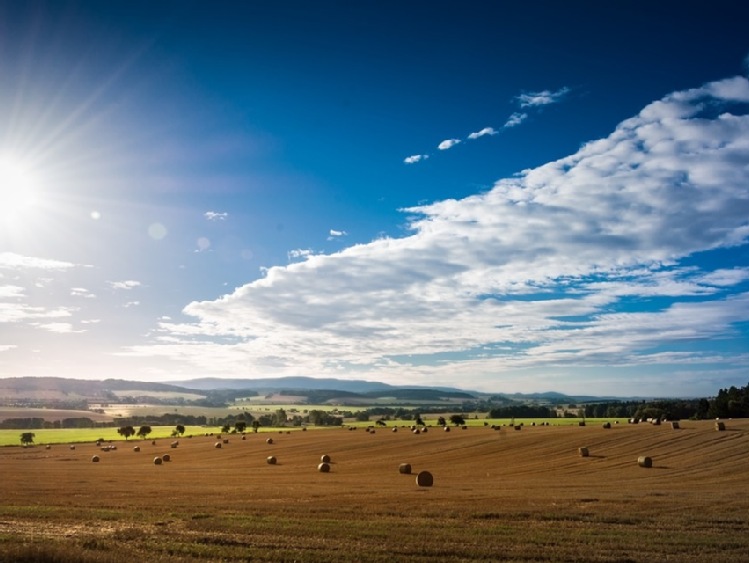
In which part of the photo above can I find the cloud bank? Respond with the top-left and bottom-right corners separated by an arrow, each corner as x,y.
128,76 -> 749,392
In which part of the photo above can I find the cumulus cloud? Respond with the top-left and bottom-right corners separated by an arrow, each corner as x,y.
126,75 -> 749,391
503,112 -> 528,128
404,154 -> 429,164
467,127 -> 497,140
204,211 -> 228,221
329,229 -> 347,237
108,280 -> 141,290
438,138 -> 461,150
517,87 -> 570,107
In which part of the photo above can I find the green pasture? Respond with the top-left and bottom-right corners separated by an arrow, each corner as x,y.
347,417 -> 630,428
0,426 -> 226,447
0,418 -> 633,446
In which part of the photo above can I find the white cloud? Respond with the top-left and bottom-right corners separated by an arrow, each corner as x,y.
34,322 -> 83,333
126,75 -> 749,392
71,287 -> 96,299
404,154 -> 429,164
0,252 -> 75,270
123,301 -> 140,308
0,285 -> 24,298
329,229 -> 347,237
503,112 -> 528,128
467,127 -> 497,140
517,87 -> 570,107
288,249 -> 313,261
0,344 -> 17,352
204,211 -> 228,221
438,138 -> 461,150
108,280 -> 141,290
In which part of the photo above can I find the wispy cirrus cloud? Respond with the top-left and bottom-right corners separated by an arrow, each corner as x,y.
204,211 -> 228,221
404,154 -> 429,164
108,280 -> 141,290
503,112 -> 528,128
517,86 -> 570,107
437,138 -> 461,150
467,127 -> 497,140
405,86 -> 568,163
128,75 -> 749,394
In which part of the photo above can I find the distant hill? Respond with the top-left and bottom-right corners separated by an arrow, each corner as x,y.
174,376 -> 395,394
0,376 -> 652,405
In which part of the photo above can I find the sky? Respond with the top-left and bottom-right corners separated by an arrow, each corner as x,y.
1,1 -> 749,397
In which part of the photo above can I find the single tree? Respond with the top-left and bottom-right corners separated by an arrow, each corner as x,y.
252,420 -> 260,433
437,416 -> 447,426
449,414 -> 466,426
117,425 -> 135,440
175,424 -> 186,436
20,432 -> 35,446
234,421 -> 247,433
221,424 -> 231,434
137,425 -> 152,439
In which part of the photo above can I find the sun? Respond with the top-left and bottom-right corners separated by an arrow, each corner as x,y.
0,156 -> 39,219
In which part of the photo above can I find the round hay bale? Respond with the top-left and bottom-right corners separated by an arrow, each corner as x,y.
153,456 -> 163,465
96,441 -> 101,447
267,456 -> 277,465
222,439 -> 229,444
302,427 -> 307,431
444,426 -> 450,432
461,426 -> 468,430
242,435 -> 246,440
578,447 -> 589,457
216,434 -> 221,439
651,418 -> 661,426
162,453 -> 171,462
715,421 -> 726,431
637,456 -> 652,468
151,440 -> 156,446
392,427 -> 398,433
412,428 -> 421,435
370,430 -> 375,434
91,455 -> 100,463
69,445 -> 75,450
133,446 -> 140,452
671,421 -> 680,430
320,454 -> 331,463
266,437 -> 273,445
317,462 -> 331,473
514,425 -> 521,431
421,427 -> 428,433
415,470 -> 433,487
578,421 -> 586,427
214,442 -> 222,449
602,422 -> 611,429
398,463 -> 412,474
171,441 -> 179,448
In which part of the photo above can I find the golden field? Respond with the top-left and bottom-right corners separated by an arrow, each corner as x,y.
1,419 -> 748,562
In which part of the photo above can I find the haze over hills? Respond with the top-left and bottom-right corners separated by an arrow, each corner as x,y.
0,375 -> 656,405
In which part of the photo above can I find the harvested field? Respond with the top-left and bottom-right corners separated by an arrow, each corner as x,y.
1,419 -> 748,562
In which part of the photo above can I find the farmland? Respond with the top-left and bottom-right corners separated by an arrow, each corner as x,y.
1,419 -> 748,562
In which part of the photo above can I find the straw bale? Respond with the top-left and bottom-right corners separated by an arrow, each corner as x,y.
415,470 -> 434,487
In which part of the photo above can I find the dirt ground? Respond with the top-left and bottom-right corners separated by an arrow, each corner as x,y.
1,419 -> 748,562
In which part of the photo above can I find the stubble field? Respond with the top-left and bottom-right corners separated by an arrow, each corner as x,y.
1,419 -> 748,562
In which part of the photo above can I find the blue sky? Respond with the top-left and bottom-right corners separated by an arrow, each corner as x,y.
1,1 -> 748,396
